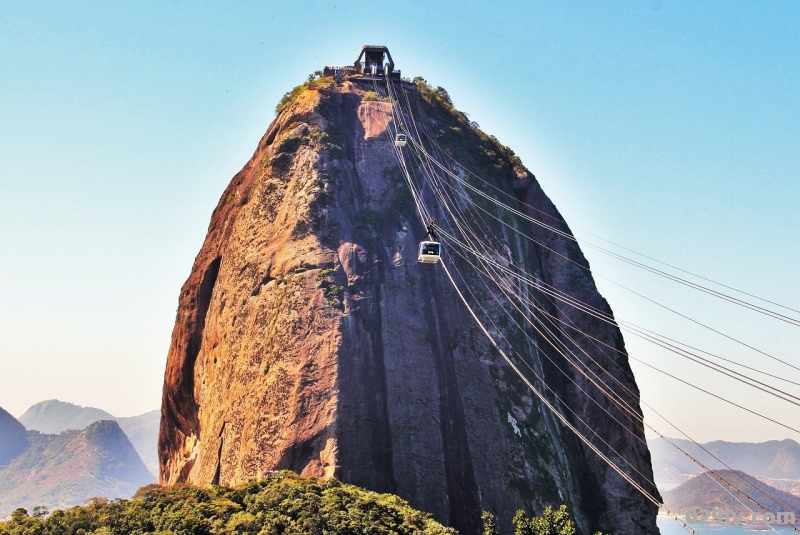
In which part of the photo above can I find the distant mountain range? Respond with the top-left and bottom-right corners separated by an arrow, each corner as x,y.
19,400 -> 115,434
0,413 -> 154,516
19,400 -> 159,477
664,469 -> 800,513
0,409 -> 28,466
649,438 -> 800,495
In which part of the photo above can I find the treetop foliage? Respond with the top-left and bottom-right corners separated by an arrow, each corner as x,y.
481,505 -> 606,535
0,471 -> 456,535
412,77 -> 527,178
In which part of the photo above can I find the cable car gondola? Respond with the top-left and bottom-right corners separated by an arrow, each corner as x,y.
418,221 -> 441,264
395,134 -> 407,147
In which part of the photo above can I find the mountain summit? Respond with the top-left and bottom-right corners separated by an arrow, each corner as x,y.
0,420 -> 154,515
19,399 -> 115,434
159,51 -> 658,535
19,399 -> 159,477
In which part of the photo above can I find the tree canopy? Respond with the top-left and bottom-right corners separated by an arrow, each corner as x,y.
0,471 -> 455,535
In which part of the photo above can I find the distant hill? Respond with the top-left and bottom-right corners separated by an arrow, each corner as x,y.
663,469 -> 800,513
115,411 -> 159,477
0,408 -> 28,466
649,438 -> 800,489
18,400 -> 158,477
19,400 -> 114,434
0,420 -> 155,516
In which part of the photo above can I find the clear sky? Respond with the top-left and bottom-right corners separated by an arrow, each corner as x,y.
0,1 -> 798,442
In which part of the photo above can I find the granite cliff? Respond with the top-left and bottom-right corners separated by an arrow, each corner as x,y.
159,75 -> 659,534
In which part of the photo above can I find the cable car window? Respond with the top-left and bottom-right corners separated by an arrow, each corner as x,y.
422,243 -> 440,255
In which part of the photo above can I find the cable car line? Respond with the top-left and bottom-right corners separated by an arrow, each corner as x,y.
439,226 -> 800,408
443,230 -> 800,415
405,130 -> 800,328
381,77 -> 800,533
424,158 -> 800,374
384,77 -> 800,524
399,96 -> 800,319
393,86 -> 800,386
447,237 -> 799,530
390,91 -> 800,528
388,81 -> 800,421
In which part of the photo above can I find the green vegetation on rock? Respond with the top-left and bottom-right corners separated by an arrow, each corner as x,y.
412,77 -> 527,181
275,73 -> 334,116
512,505 -> 577,535
361,91 -> 389,103
0,471 -> 456,535
481,506 -> 607,535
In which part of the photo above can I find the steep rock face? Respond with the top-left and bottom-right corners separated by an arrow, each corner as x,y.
159,79 -> 659,534
0,407 -> 28,466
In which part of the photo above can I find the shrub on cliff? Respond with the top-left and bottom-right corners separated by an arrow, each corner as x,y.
361,91 -> 389,102
275,72 -> 334,115
509,505 -> 606,535
411,77 -> 528,183
0,471 -> 456,535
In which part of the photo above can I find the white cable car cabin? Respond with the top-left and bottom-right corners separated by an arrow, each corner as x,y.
417,221 -> 441,263
395,134 -> 407,147
418,241 -> 441,263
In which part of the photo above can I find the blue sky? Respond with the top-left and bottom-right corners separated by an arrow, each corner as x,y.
0,1 -> 798,442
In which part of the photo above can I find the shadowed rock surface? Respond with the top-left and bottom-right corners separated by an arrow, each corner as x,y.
159,77 -> 659,534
